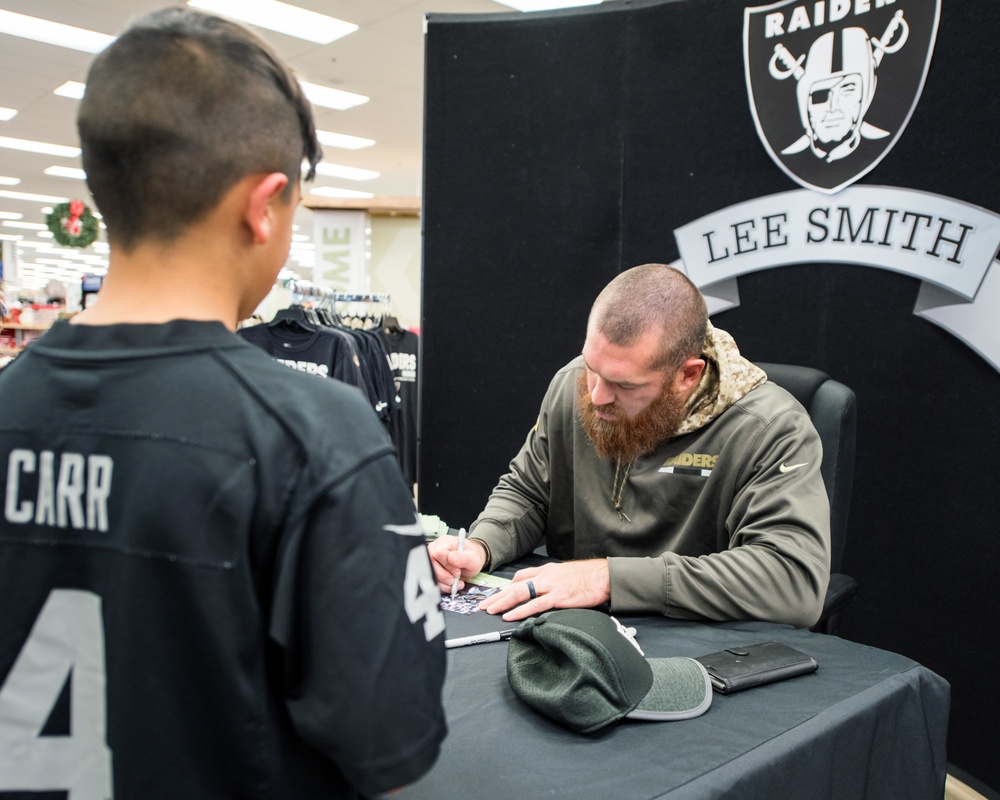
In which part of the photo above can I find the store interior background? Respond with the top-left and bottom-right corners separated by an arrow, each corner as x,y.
2,1 -> 998,798
0,0 -> 529,327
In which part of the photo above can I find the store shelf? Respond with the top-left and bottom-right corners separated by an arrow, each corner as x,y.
1,322 -> 53,332
0,319 -> 53,361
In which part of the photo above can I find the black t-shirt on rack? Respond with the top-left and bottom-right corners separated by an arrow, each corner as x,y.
377,325 -> 419,487
238,321 -> 369,399
0,320 -> 446,799
339,326 -> 399,424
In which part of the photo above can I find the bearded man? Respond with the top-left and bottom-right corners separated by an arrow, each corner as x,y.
427,264 -> 831,628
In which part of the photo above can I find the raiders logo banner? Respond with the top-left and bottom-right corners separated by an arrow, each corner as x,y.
744,0 -> 941,194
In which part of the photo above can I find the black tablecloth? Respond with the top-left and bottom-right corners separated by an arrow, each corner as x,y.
392,580 -> 949,800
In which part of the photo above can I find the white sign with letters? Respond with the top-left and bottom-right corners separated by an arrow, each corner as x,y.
312,209 -> 369,292
673,186 -> 1000,371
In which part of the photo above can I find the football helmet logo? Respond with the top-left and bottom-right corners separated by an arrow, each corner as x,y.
744,1 -> 940,193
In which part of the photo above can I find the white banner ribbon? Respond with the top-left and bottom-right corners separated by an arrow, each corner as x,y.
673,186 -> 1000,372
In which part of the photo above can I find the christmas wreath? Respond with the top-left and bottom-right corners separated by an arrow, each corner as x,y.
46,200 -> 99,248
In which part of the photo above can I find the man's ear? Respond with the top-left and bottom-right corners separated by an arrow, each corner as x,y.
245,172 -> 290,245
675,358 -> 706,394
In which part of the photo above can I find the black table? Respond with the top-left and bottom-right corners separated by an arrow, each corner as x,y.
393,584 -> 950,799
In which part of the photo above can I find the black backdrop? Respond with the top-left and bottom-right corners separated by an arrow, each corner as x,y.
421,0 -> 999,789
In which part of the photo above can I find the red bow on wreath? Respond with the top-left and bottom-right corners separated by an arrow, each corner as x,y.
63,200 -> 86,237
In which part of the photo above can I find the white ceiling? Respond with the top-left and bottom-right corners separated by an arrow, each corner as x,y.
0,0 -> 531,296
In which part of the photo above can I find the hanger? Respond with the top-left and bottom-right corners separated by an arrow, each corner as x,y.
332,295 -> 386,331
382,314 -> 405,335
267,305 -> 317,330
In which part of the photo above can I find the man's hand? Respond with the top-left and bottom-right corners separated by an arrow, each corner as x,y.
478,559 -> 611,622
427,535 -> 488,594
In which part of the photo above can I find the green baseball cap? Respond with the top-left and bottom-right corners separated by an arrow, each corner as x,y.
506,609 -> 712,734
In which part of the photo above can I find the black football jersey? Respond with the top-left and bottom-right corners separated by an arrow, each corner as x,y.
0,320 -> 446,799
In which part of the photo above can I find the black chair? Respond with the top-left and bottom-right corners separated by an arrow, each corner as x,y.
755,363 -> 859,635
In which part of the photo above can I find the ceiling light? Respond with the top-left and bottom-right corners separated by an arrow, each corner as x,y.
0,136 -> 80,158
0,212 -> 23,220
15,276 -> 46,289
187,0 -> 357,45
44,166 -> 87,180
491,0 -> 602,9
53,81 -> 86,100
0,9 -> 115,54
300,82 -> 368,111
308,187 -> 375,199
0,176 -> 20,186
2,221 -> 47,231
316,130 -> 375,150
0,107 -> 17,122
315,162 -> 379,181
0,189 -> 69,204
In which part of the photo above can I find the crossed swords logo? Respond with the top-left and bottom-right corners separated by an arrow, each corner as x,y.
767,10 -> 909,162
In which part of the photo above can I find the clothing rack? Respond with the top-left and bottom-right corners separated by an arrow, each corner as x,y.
244,282 -> 400,423
283,280 -> 390,307
245,280 -> 416,487
284,279 -> 336,304
333,292 -> 391,303
333,292 -> 392,330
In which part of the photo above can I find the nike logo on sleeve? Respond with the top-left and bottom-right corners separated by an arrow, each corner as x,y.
779,462 -> 808,473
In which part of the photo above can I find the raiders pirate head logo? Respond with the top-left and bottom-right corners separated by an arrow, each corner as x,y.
744,0 -> 940,194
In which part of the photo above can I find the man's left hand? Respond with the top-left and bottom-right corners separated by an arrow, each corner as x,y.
478,559 -> 610,621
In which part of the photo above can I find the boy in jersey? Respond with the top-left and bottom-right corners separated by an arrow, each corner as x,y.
0,8 -> 446,798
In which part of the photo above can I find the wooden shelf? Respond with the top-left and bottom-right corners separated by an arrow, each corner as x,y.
301,194 -> 421,217
0,320 -> 52,359
1,322 -> 52,332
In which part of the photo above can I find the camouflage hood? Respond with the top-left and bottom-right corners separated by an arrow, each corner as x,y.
675,322 -> 767,437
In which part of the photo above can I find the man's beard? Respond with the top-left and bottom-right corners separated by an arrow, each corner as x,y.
576,371 -> 688,463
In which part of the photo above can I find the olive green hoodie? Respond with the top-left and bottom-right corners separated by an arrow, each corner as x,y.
469,324 -> 831,628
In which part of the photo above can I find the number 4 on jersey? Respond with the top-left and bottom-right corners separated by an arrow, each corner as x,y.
404,547 -> 446,641
0,589 -> 114,799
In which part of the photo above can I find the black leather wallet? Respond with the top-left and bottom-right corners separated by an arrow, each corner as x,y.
694,641 -> 818,694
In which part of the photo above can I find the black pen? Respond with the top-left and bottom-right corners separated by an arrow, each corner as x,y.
444,629 -> 516,649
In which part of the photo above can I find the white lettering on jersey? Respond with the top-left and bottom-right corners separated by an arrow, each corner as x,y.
383,517 -> 426,537
0,589 -> 114,797
275,359 -> 330,378
388,514 -> 445,640
4,449 -> 113,532
404,547 -> 446,642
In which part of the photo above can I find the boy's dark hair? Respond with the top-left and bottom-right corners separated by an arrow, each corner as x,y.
78,7 -> 322,251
